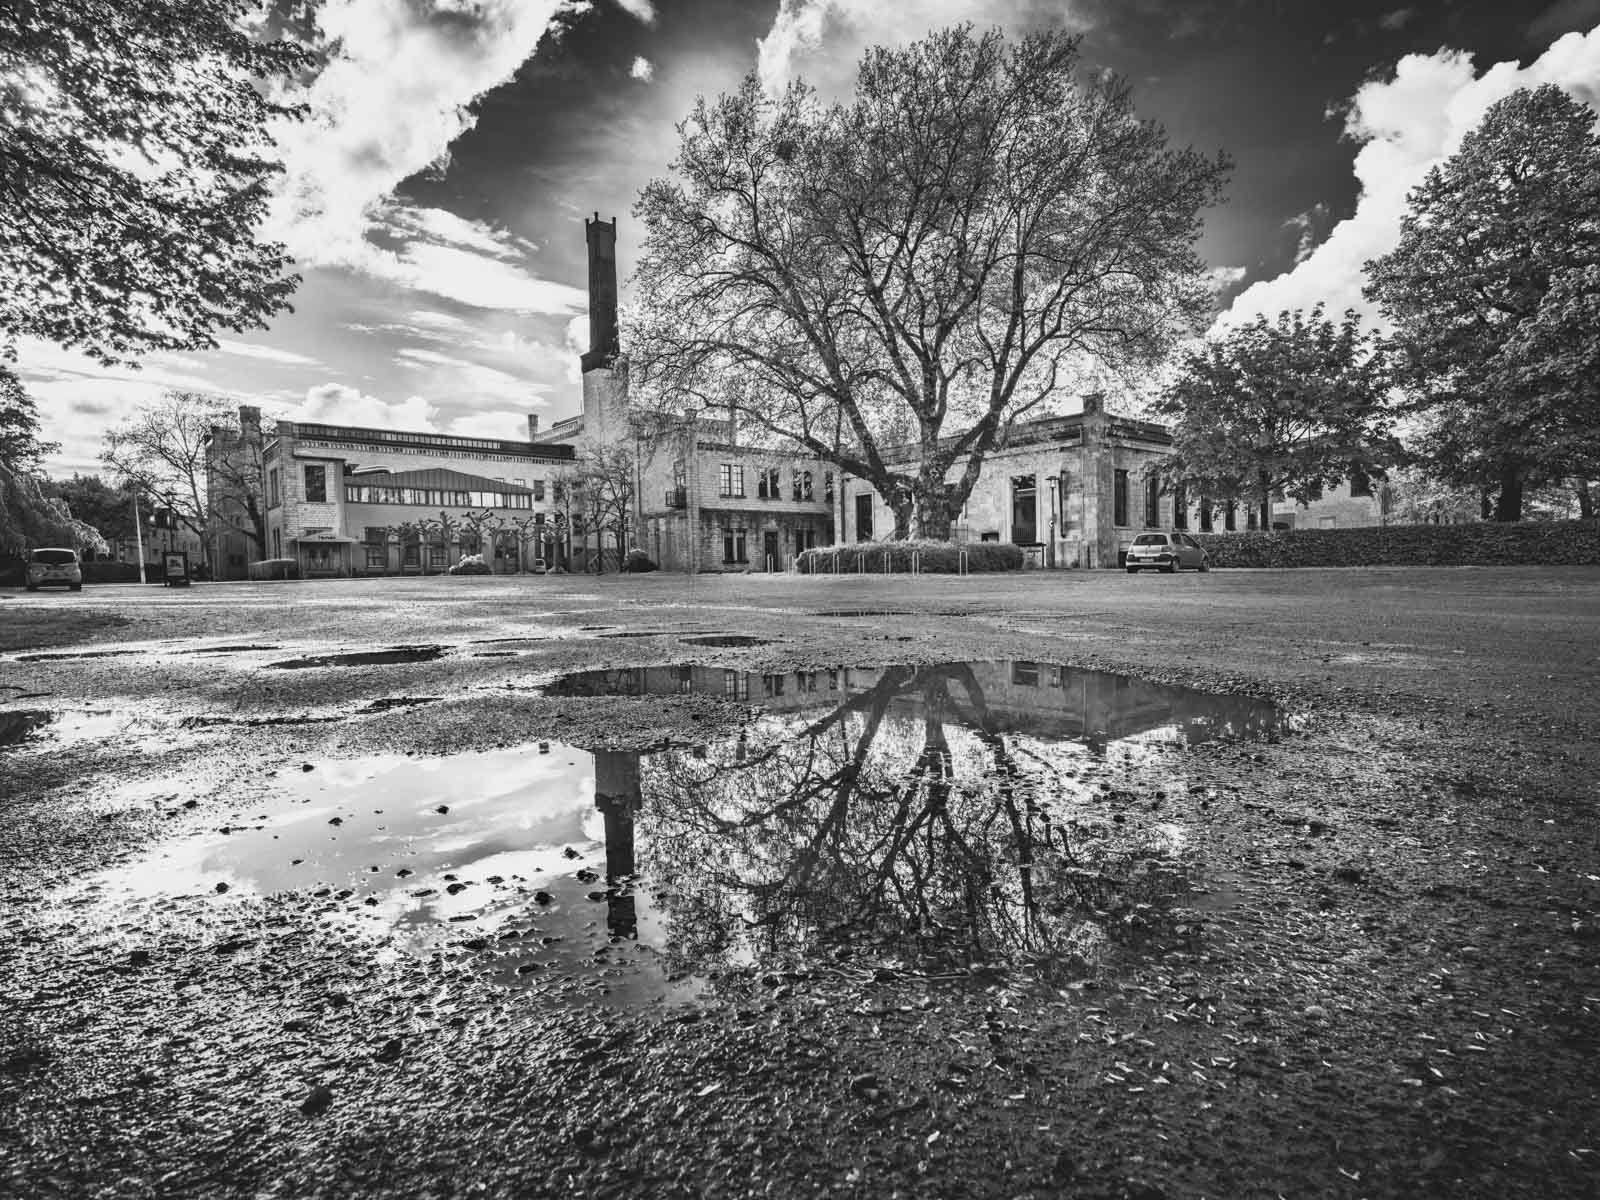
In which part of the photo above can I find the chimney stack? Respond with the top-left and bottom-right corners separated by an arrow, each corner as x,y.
581,214 -> 620,372
528,413 -> 540,440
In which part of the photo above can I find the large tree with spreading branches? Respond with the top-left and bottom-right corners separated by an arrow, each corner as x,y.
630,25 -> 1230,539
1364,84 -> 1600,522
1155,306 -> 1397,530
1,0 -> 313,364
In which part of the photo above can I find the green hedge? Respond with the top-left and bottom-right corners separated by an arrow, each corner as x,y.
1194,519 -> 1600,568
797,539 -> 1024,574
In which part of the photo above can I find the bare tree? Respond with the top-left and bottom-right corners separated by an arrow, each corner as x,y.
101,392 -> 246,571
631,26 -> 1228,538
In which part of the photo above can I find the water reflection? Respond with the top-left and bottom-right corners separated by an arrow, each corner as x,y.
83,662 -> 1285,1000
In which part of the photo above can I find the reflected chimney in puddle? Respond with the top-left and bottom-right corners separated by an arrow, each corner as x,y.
593,749 -> 643,940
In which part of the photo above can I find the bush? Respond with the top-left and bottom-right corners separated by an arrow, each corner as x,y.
1194,519 -> 1600,568
796,539 -> 1024,574
247,558 -> 301,581
621,549 -> 658,573
448,553 -> 492,576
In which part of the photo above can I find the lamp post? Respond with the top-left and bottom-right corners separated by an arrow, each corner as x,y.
132,492 -> 147,585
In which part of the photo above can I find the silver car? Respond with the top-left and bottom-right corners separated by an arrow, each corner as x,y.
1125,532 -> 1209,574
25,547 -> 84,591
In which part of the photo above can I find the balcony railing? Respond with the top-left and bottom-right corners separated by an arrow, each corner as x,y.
664,487 -> 687,509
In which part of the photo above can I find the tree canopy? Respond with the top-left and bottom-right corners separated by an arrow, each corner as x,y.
1363,84 -> 1600,521
630,25 -> 1229,539
1153,306 -> 1396,529
0,0 -> 312,363
0,367 -> 102,553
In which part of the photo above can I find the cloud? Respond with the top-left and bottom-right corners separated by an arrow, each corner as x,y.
212,339 -> 322,367
1527,0 -> 1600,45
1378,8 -> 1417,31
1217,28 -> 1600,333
756,0 -> 1092,98
1206,265 -> 1248,294
1283,202 -> 1333,266
266,1 -> 569,266
288,383 -> 437,431
611,0 -> 657,23
390,241 -> 587,313
630,55 -> 655,82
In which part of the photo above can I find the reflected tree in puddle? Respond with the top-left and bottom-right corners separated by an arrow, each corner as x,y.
620,664 -> 1195,982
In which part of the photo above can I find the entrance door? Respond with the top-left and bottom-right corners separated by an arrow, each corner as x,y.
1011,475 -> 1038,543
855,494 -> 874,542
763,530 -> 780,571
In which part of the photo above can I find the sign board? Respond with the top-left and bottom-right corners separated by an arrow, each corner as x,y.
163,550 -> 191,587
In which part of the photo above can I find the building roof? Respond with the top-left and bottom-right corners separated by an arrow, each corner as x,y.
348,467 -> 536,494
276,420 -> 575,461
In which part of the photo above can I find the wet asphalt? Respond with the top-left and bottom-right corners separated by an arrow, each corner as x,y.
2,567 -> 1598,1199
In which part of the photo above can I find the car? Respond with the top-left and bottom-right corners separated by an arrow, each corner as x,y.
25,547 -> 84,592
1125,532 -> 1209,574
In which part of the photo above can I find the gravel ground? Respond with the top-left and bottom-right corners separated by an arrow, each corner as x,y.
1,568 -> 1597,1200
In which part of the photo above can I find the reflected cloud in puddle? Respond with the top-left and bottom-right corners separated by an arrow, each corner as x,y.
79,661 -> 1296,1006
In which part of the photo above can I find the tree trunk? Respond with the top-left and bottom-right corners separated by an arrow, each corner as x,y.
1577,481 -> 1594,519
1480,489 -> 1493,520
891,503 -> 913,541
1493,467 -> 1523,523
915,490 -> 954,540
1257,470 -> 1272,532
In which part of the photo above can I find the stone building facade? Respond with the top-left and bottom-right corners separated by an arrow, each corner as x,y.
259,419 -> 574,578
839,398 -> 1176,569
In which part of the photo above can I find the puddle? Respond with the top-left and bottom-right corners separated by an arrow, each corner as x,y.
812,609 -> 917,617
181,644 -> 282,655
265,646 -> 445,670
0,710 -> 54,749
598,631 -> 668,639
14,649 -> 138,663
543,660 -> 1290,747
1,708 -> 171,751
680,635 -> 771,648
79,661 -> 1298,1008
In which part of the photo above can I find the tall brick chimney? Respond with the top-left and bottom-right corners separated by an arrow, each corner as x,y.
527,413 -> 540,440
581,214 -> 620,372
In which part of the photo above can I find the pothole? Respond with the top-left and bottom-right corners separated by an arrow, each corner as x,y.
0,710 -> 54,749
14,649 -> 138,663
680,635 -> 771,648
181,645 -> 283,655
264,646 -> 445,670
811,609 -> 917,617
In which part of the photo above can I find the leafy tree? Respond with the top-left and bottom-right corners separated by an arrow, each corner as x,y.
1154,306 -> 1396,530
0,368 -> 102,553
100,391 -> 243,570
1,0 -> 312,363
1364,85 -> 1600,521
631,26 -> 1229,539
43,473 -> 138,543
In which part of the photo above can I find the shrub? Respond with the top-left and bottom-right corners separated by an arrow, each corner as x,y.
796,539 -> 1024,574
247,558 -> 301,581
448,553 -> 493,576
1194,519 -> 1600,568
82,561 -> 146,584
621,549 -> 658,573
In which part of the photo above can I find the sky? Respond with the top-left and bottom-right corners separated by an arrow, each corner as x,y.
19,0 -> 1600,477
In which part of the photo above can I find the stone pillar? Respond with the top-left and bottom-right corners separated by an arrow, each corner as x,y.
1080,393 -> 1114,569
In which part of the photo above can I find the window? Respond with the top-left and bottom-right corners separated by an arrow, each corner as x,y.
1350,470 -> 1372,497
534,479 -> 546,501
719,464 -> 745,498
761,673 -> 785,698
1144,475 -> 1160,528
855,494 -> 873,542
1198,498 -> 1213,533
723,670 -> 749,700
1011,662 -> 1040,687
303,464 -> 327,503
1173,483 -> 1188,529
824,472 -> 834,504
757,468 -> 780,499
793,470 -> 813,501
722,527 -> 747,563
1224,501 -> 1237,532
272,528 -> 281,558
268,468 -> 281,508
1113,470 -> 1129,527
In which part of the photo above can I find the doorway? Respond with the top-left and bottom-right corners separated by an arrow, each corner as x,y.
763,530 -> 780,571
855,494 -> 874,541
